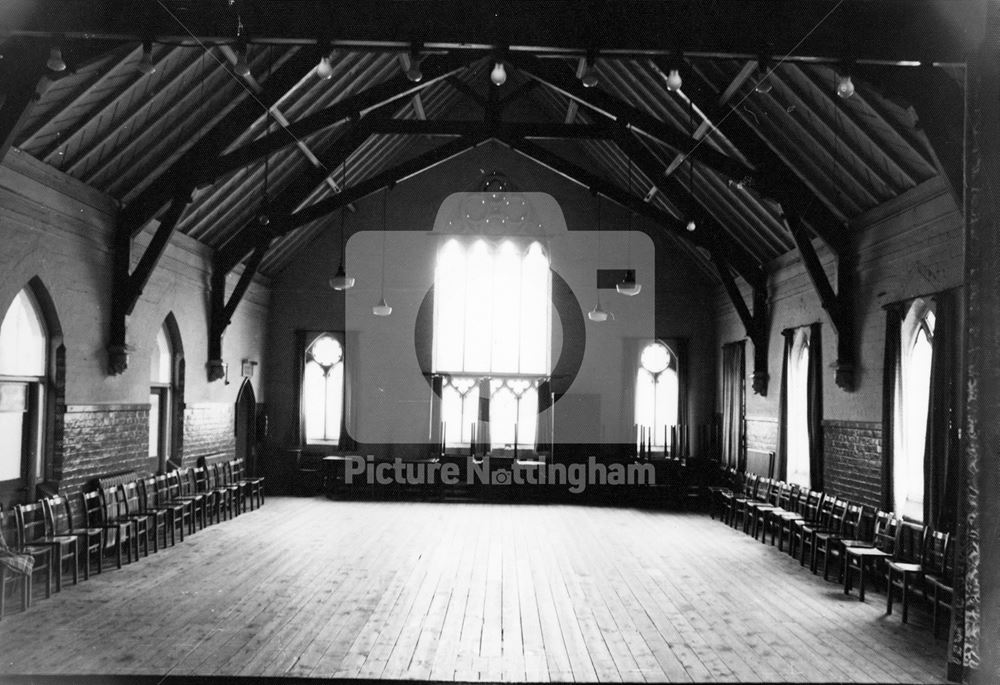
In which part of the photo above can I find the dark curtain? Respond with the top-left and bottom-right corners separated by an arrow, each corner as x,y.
673,337 -> 689,434
476,378 -> 491,455
806,323 -> 823,491
775,330 -> 794,481
720,340 -> 745,470
339,331 -> 359,451
881,306 -> 903,511
925,289 -> 961,533
430,375 -> 443,455
536,379 -> 553,453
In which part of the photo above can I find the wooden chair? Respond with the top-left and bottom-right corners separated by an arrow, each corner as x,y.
1,505 -> 50,616
230,458 -> 264,510
43,495 -> 103,580
707,466 -> 737,522
925,534 -> 955,638
797,497 -> 848,569
193,466 -> 228,525
728,473 -> 760,531
117,481 -> 157,555
813,503 -> 866,580
717,469 -> 749,526
742,477 -> 775,536
886,524 -> 939,624
759,484 -> 801,546
15,501 -> 78,592
0,502 -> 52,604
781,490 -> 824,556
844,513 -> 899,601
84,490 -> 133,569
211,462 -> 244,516
139,476 -> 182,548
153,474 -> 191,539
170,468 -> 208,531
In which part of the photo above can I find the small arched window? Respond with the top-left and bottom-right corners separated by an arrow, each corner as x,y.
634,341 -> 679,453
0,289 -> 48,487
149,323 -> 175,470
894,301 -> 935,520
303,334 -> 344,444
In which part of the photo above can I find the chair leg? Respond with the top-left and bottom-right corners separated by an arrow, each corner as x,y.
886,569 -> 895,614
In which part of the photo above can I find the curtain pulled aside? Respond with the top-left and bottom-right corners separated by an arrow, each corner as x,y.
720,340 -> 746,470
925,288 -> 961,534
882,305 -> 902,512
775,331 -> 793,481
339,331 -> 360,452
806,323 -> 823,491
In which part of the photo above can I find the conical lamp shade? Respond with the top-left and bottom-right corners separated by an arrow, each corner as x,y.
616,274 -> 642,296
329,262 -> 355,291
372,296 -> 392,317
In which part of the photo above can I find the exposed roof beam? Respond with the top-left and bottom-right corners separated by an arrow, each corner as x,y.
117,46 -> 316,238
684,62 -> 849,254
361,118 -> 615,140
507,54 -> 756,183
204,52 -> 472,185
8,1 -> 981,64
500,134 -> 763,288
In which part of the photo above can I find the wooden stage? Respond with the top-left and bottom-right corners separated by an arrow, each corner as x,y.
1,497 -> 947,683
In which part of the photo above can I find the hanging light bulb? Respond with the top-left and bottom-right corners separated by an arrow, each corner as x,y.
329,263 -> 355,291
581,53 -> 598,88
665,68 -> 683,92
753,56 -> 772,94
234,42 -> 251,78
490,61 -> 507,86
136,39 -> 156,75
46,46 -> 66,72
373,187 -> 392,316
836,73 -> 855,99
316,54 -> 334,80
686,219 -> 697,232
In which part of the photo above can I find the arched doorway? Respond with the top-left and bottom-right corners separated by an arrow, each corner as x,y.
235,378 -> 257,474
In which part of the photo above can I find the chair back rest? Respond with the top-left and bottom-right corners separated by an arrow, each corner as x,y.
922,529 -> 950,575
43,495 -> 73,536
755,477 -> 772,501
1,506 -> 19,551
802,490 -> 824,519
192,466 -> 208,493
843,503 -> 865,537
232,458 -> 246,481
742,473 -> 759,497
81,490 -> 105,527
226,460 -> 240,484
894,521 -> 927,563
826,497 -> 848,530
120,480 -> 142,516
875,515 -> 900,553
769,481 -> 787,507
154,474 -> 173,503
14,502 -> 48,545
139,476 -> 159,510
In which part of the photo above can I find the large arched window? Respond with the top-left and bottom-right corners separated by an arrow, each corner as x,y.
785,327 -> 812,488
0,289 -> 48,490
634,341 -> 679,453
303,334 -> 344,445
149,322 -> 175,471
433,239 -> 551,449
894,301 -> 935,520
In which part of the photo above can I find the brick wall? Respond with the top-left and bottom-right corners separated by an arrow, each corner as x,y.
182,402 -> 235,464
823,420 -> 883,508
57,404 -> 156,499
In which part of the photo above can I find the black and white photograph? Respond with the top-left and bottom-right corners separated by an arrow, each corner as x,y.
0,1 -> 997,684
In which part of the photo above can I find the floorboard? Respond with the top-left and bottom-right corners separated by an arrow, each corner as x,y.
0,497 -> 948,682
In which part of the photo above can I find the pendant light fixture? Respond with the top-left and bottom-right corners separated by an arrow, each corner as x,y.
617,158 -> 642,296
372,186 -> 393,316
588,195 -> 611,322
329,155 -> 355,291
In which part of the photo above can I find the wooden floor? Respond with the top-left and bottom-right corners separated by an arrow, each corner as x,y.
1,497 -> 947,682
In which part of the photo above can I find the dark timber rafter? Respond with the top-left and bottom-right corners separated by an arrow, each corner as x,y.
785,214 -> 856,391
8,1 -> 978,64
499,134 -> 763,289
712,246 -> 770,396
506,54 -> 757,185
207,240 -> 270,382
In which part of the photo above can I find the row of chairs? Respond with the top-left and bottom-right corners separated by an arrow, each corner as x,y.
712,471 -> 955,638
0,458 -> 263,619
